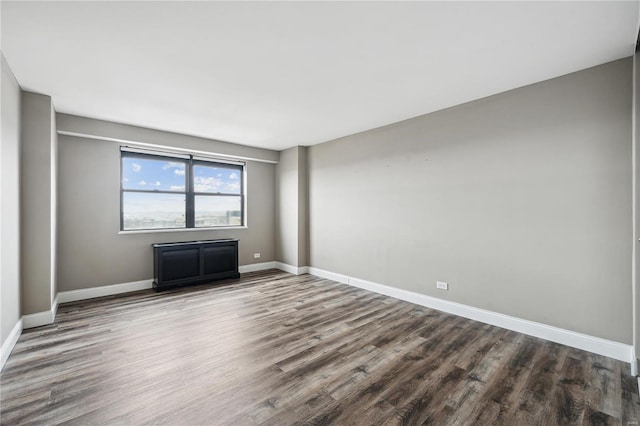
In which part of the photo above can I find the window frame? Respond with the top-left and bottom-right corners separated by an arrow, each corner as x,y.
191,158 -> 245,228
120,148 -> 245,232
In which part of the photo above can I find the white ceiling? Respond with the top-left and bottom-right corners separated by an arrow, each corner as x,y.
2,1 -> 639,151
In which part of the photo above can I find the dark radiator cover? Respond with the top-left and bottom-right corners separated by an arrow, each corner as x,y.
152,239 -> 240,291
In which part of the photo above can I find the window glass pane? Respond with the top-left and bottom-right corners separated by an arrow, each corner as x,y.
193,165 -> 242,194
122,192 -> 186,230
194,196 -> 242,227
122,157 -> 186,192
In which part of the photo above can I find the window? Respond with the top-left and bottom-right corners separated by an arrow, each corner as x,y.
120,148 -> 245,231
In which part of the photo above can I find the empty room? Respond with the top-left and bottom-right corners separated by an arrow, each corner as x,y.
1,1 -> 640,424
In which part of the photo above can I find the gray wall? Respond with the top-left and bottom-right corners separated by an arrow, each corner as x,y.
635,50 -> 640,363
51,106 -> 58,303
308,58 -> 633,344
276,147 -> 299,266
57,118 -> 277,291
297,147 -> 309,266
1,54 -> 21,347
21,92 -> 56,315
275,146 -> 308,267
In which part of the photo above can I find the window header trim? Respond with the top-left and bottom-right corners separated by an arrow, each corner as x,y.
58,129 -> 277,164
120,146 -> 245,167
121,146 -> 190,159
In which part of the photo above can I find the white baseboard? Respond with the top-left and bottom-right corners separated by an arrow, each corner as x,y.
307,267 -> 634,364
1,319 -> 23,371
239,261 -> 277,273
52,295 -> 58,319
275,262 -> 308,275
55,263 -> 279,305
22,296 -> 58,329
57,262 -> 280,303
307,267 -> 349,284
22,307 -> 55,329
58,279 -> 154,304
55,262 -> 280,304
241,261 -> 309,275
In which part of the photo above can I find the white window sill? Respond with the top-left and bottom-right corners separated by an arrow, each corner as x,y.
118,226 -> 247,235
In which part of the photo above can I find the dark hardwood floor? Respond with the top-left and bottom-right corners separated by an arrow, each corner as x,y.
1,269 -> 639,425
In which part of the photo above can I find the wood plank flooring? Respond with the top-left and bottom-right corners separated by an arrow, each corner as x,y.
1,269 -> 639,425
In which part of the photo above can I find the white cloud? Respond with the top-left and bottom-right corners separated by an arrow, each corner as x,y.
217,173 -> 222,177
123,178 -> 129,182
138,180 -> 147,186
132,163 -> 141,173
154,181 -> 161,186
170,185 -> 185,191
162,161 -> 186,171
174,169 -> 185,176
229,173 -> 239,180
194,176 -> 223,192
226,182 -> 240,192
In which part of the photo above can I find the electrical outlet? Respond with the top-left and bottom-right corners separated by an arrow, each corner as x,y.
436,281 -> 448,290
253,253 -> 261,259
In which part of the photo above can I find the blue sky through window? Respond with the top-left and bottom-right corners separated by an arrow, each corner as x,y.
122,157 -> 242,194
193,165 -> 241,194
122,157 -> 186,191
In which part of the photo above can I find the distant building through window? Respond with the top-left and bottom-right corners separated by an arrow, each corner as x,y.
120,148 -> 244,231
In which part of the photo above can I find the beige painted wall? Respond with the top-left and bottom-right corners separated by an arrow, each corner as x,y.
57,126 -> 276,291
21,91 -> 56,315
1,54 -> 22,346
308,58 -> 633,344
